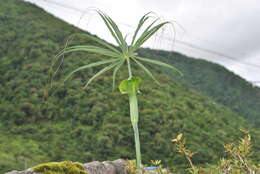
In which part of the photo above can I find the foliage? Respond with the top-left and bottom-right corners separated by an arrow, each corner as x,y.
0,129 -> 49,172
138,48 -> 260,127
126,160 -> 138,174
0,0 -> 260,174
172,130 -> 260,174
32,161 -> 87,174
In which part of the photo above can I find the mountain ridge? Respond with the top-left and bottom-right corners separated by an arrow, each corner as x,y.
138,48 -> 260,127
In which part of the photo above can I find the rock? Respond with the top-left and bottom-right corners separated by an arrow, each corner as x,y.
5,168 -> 37,174
5,159 -> 128,174
84,159 -> 128,174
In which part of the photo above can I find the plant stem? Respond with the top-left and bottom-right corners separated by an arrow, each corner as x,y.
129,92 -> 142,174
185,156 -> 195,169
126,58 -> 141,174
127,58 -> 132,79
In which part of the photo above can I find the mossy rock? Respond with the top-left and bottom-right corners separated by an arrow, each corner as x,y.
32,161 -> 88,174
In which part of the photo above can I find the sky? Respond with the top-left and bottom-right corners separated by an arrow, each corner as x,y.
24,0 -> 260,86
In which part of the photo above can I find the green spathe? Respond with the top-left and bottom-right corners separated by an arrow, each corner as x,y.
32,161 -> 87,174
119,77 -> 142,95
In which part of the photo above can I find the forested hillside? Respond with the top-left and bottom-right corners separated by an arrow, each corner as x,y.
139,49 -> 260,127
0,0 -> 259,173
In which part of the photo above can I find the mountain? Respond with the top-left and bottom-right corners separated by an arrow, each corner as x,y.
0,0 -> 259,173
139,49 -> 260,127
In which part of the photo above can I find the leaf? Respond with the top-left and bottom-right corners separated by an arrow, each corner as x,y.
64,59 -> 120,82
97,12 -> 121,46
131,21 -> 169,52
119,77 -> 142,95
172,133 -> 183,142
131,18 -> 159,47
112,60 -> 125,90
103,14 -> 128,54
59,45 -> 122,58
83,61 -> 121,89
75,33 -> 121,54
177,133 -> 183,141
97,11 -> 127,54
134,56 -> 183,76
132,58 -> 159,85
131,12 -> 153,45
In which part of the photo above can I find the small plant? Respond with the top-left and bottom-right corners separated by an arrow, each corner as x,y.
150,160 -> 170,174
220,129 -> 259,174
172,134 -> 200,174
172,130 -> 260,174
126,160 -> 170,174
52,11 -> 181,174
126,160 -> 138,174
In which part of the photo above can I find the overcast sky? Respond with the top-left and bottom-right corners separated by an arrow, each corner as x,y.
24,0 -> 260,86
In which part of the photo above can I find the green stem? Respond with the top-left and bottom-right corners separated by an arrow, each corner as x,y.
129,92 -> 142,174
127,58 -> 132,79
126,57 -> 141,173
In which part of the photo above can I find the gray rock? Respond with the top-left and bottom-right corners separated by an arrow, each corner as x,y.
84,159 -> 128,174
5,159 -> 128,174
5,168 -> 38,174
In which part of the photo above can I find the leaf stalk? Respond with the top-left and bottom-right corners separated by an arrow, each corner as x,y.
129,89 -> 141,174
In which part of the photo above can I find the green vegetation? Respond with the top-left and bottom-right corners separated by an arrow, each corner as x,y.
127,131 -> 260,174
171,130 -> 260,174
33,161 -> 87,174
138,49 -> 260,127
0,0 -> 259,174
